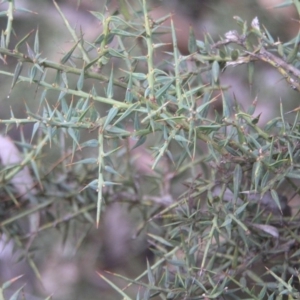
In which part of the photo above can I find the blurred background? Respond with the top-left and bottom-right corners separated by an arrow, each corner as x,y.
0,0 -> 298,299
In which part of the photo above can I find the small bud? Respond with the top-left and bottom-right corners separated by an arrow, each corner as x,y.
251,16 -> 260,31
224,30 -> 239,41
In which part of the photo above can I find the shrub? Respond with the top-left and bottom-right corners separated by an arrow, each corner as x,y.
0,0 -> 300,299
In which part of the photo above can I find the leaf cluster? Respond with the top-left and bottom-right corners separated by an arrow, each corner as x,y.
0,0 -> 300,299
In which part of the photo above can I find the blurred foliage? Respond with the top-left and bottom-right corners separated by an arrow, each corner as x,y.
1,0 -> 300,299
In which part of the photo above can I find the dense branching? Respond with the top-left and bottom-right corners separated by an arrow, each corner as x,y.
1,0 -> 300,299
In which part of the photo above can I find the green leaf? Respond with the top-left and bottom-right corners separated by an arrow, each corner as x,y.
230,49 -> 239,61
147,233 -> 173,247
278,42 -> 285,57
108,47 -> 126,58
80,139 -> 99,148
233,164 -> 242,201
235,202 -> 248,216
67,127 -> 80,146
34,28 -> 40,54
117,0 -> 131,21
14,30 -> 34,52
233,15 -> 245,27
102,181 -> 122,186
8,284 -> 25,300
125,74 -> 133,103
155,79 -> 174,102
26,42 -> 35,60
103,106 -> 119,129
106,67 -> 114,99
270,189 -> 283,214
286,31 -> 300,63
222,91 -> 232,118
97,272 -> 133,300
111,28 -> 138,37
212,60 -> 220,83
104,165 -> 122,177
262,25 -> 274,44
77,68 -> 85,91
10,62 -> 23,92
253,161 -> 262,191
173,135 -> 190,143
60,40 -> 80,64
131,135 -> 146,150
113,102 -> 139,126
247,97 -> 257,115
131,72 -> 147,80
1,276 -> 24,290
73,158 -> 98,165
146,260 -> 155,286
106,125 -> 130,135
86,179 -> 99,190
